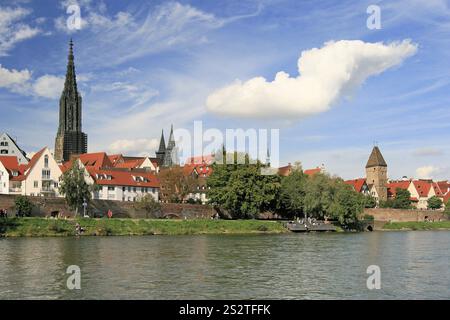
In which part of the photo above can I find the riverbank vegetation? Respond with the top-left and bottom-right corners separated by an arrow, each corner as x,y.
383,221 -> 450,231
208,161 -> 370,228
0,217 -> 288,237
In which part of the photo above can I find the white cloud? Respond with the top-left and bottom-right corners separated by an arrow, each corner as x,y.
0,65 -> 65,99
0,6 -> 41,56
54,1 -> 259,67
32,75 -> 65,99
108,138 -> 159,156
206,40 -> 418,119
0,64 -> 31,89
416,166 -> 439,179
415,165 -> 450,179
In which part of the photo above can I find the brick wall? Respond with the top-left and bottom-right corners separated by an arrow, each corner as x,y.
0,194 -> 216,219
364,208 -> 448,222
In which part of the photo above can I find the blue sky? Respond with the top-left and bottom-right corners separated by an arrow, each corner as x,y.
0,0 -> 449,180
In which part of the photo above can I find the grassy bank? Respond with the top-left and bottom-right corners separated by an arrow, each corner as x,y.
383,221 -> 450,231
0,217 -> 288,237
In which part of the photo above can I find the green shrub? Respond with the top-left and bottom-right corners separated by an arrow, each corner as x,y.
14,196 -> 33,217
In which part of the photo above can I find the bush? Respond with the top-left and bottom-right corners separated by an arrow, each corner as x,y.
363,214 -> 374,221
14,196 -> 33,217
427,196 -> 443,210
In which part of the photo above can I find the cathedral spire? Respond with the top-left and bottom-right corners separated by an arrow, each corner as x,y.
54,39 -> 87,162
167,124 -> 175,148
63,38 -> 78,99
158,129 -> 166,152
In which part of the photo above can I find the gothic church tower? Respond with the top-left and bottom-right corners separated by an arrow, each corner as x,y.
54,40 -> 87,162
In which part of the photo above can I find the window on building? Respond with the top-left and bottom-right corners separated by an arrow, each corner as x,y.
44,155 -> 49,168
0,150 -> 8,154
42,169 -> 51,180
108,186 -> 114,191
34,181 -> 38,188
133,187 -> 137,192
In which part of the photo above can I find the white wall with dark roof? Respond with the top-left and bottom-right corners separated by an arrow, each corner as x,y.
0,133 -> 29,165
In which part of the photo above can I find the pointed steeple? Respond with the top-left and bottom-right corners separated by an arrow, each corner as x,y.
55,39 -> 87,162
158,129 -> 166,152
366,146 -> 387,168
62,38 -> 78,99
167,124 -> 175,149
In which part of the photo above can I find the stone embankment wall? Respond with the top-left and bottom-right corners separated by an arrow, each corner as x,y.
0,195 -> 215,219
364,208 -> 448,223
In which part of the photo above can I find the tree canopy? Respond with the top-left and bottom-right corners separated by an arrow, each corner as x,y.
59,161 -> 94,216
427,196 -> 443,210
208,159 -> 365,226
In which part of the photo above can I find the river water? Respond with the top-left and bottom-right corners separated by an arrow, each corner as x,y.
0,232 -> 448,299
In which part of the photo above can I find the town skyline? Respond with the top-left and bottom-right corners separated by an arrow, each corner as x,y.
1,0 -> 450,180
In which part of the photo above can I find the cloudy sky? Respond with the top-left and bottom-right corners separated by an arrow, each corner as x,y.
0,0 -> 449,180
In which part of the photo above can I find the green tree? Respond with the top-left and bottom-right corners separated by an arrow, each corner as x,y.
15,195 -> 33,217
328,182 -> 365,227
159,166 -> 197,203
208,162 -> 280,218
279,168 -> 308,218
363,195 -> 377,208
134,194 -> 161,218
379,199 -> 395,208
392,188 -> 412,209
59,162 -> 94,217
445,200 -> 450,215
427,196 -> 443,210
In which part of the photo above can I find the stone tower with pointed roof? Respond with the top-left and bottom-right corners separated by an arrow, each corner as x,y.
54,40 -> 87,162
366,146 -> 388,201
155,125 -> 178,167
155,129 -> 166,165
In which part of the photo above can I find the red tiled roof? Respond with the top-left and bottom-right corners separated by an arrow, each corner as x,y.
344,178 -> 367,193
278,164 -> 292,176
304,167 -> 322,176
387,181 -> 410,197
108,154 -> 124,165
437,181 -> 450,194
74,152 -> 113,169
0,156 -> 19,171
412,180 -> 432,198
24,147 -> 46,177
443,192 -> 450,204
185,155 -> 215,165
87,167 -> 160,188
183,163 -> 213,177
114,158 -> 146,169
432,182 -> 444,197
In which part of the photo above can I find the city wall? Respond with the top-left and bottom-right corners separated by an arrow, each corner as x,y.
364,208 -> 448,223
0,195 -> 215,219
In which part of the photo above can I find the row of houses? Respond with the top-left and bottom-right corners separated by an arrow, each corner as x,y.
0,144 -> 217,204
345,177 -> 450,210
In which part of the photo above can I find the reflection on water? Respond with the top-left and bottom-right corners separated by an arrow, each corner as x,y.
0,232 -> 449,299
